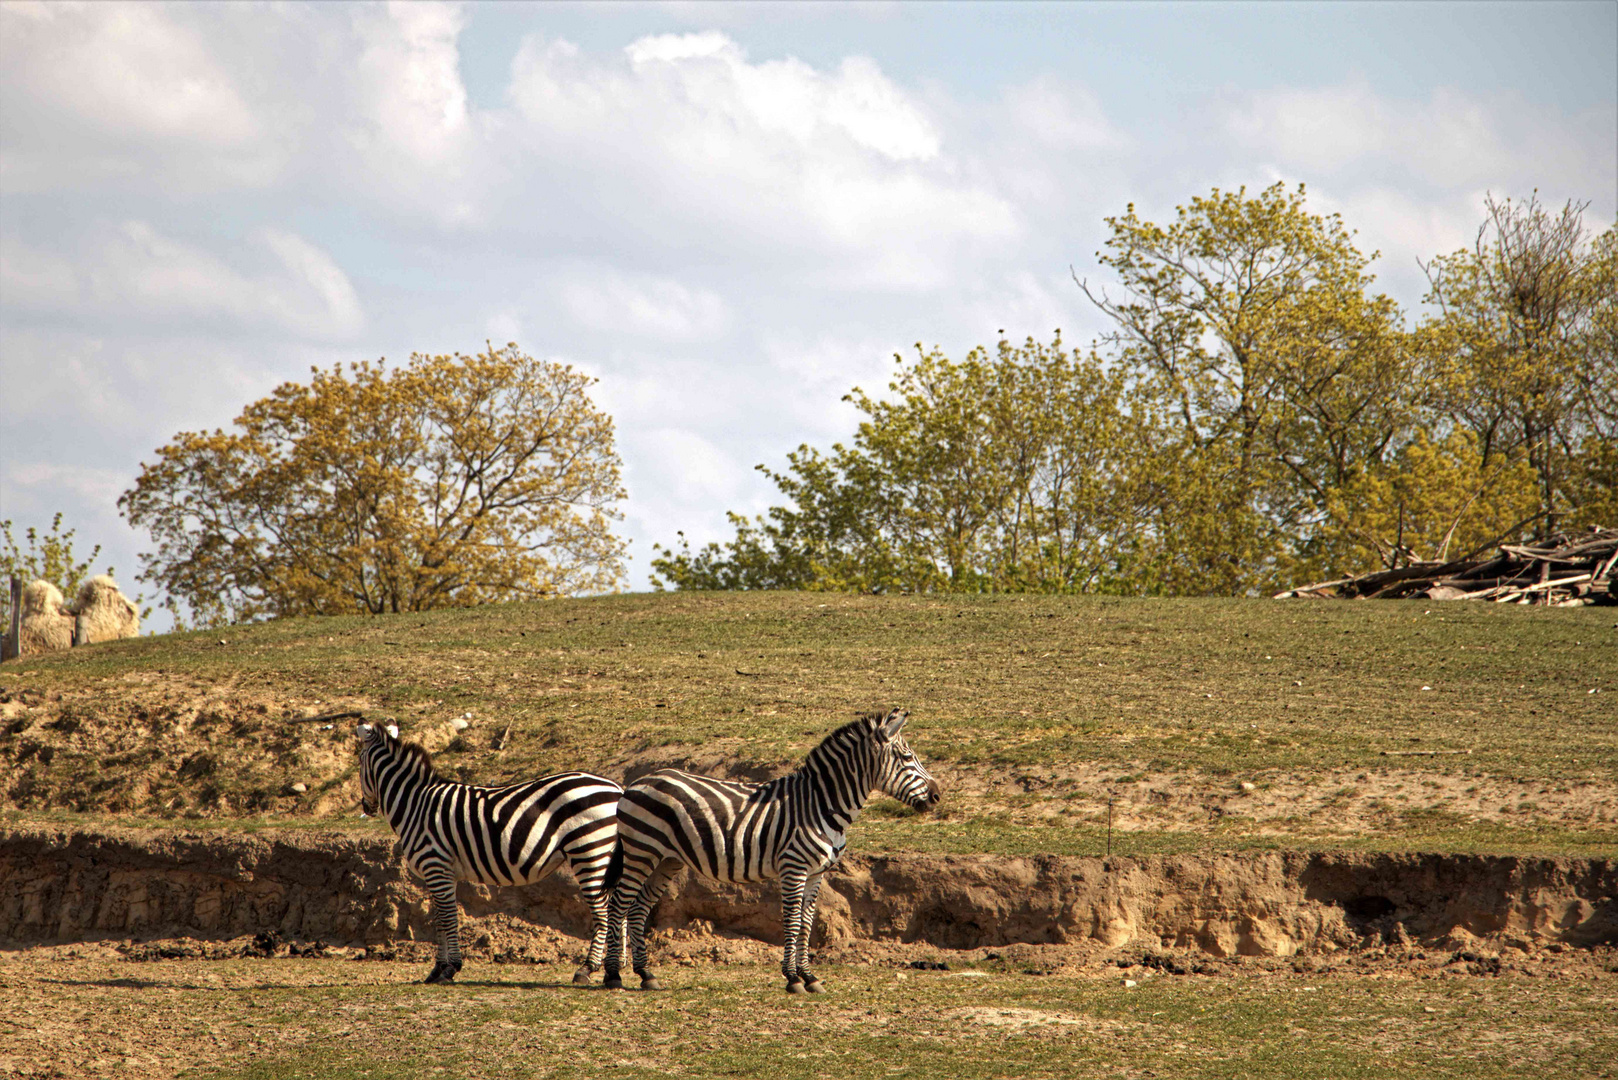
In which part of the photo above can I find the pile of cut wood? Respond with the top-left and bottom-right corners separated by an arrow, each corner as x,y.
1275,527 -> 1618,606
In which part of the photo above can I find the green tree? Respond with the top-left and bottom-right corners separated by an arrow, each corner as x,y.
1420,193 -> 1618,535
1320,428 -> 1541,572
1076,181 -> 1422,593
121,344 -> 627,626
651,335 -> 1146,593
0,513 -> 104,598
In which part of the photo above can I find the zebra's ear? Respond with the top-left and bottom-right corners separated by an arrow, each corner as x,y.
876,708 -> 909,743
358,723 -> 373,738
386,723 -> 400,740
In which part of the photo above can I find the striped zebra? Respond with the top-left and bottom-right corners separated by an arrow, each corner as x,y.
603,708 -> 940,994
356,722 -> 622,985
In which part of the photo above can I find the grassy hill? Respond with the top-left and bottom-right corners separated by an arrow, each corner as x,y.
2,591 -> 1614,856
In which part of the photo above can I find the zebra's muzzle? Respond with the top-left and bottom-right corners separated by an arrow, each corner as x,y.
912,778 -> 942,811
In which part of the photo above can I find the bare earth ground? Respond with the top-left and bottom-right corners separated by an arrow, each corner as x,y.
3,942 -> 1617,1080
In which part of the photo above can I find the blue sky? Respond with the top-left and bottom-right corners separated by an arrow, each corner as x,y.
458,2 -> 1617,115
2,1 -> 1613,624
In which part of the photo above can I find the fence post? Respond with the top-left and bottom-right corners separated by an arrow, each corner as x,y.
2,575 -> 20,661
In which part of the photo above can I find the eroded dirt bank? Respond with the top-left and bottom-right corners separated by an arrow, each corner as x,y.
1,825 -> 1612,960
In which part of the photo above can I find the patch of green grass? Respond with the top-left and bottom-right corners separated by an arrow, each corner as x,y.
2,592 -> 1614,853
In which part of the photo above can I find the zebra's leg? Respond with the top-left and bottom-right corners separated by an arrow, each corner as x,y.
570,853 -> 612,986
422,868 -> 463,985
779,868 -> 809,993
603,881 -> 630,990
796,872 -> 826,993
629,860 -> 678,991
577,885 -> 611,986
604,847 -> 658,990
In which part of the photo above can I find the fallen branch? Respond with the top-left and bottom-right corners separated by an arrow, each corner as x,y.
1275,526 -> 1616,604
1380,749 -> 1473,756
290,709 -> 367,725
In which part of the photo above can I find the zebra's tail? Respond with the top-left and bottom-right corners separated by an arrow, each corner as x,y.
604,836 -> 625,890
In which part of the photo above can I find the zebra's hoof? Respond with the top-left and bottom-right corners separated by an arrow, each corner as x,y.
603,975 -> 624,990
804,980 -> 826,994
785,980 -> 807,994
572,968 -> 592,986
423,963 -> 456,985
639,976 -> 664,991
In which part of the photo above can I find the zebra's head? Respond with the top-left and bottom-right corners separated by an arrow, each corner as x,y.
355,721 -> 402,816
866,708 -> 941,812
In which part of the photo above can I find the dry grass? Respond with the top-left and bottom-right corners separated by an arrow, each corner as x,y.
1,950 -> 1613,1080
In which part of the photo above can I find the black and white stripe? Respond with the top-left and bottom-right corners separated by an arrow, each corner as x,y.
603,708 -> 940,993
357,722 -> 622,984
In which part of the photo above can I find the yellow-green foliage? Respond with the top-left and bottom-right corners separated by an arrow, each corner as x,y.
120,344 -> 627,626
1322,429 -> 1541,573
654,185 -> 1615,596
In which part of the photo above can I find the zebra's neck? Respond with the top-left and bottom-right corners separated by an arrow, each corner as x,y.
375,748 -> 444,832
796,737 -> 874,831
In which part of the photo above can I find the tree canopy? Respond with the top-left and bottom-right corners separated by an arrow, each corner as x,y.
122,344 -> 626,625
652,335 -> 1146,593
653,184 -> 1615,596
1421,192 -> 1618,536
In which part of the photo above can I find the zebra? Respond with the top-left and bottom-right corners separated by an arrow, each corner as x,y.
356,722 -> 622,985
603,707 -> 940,994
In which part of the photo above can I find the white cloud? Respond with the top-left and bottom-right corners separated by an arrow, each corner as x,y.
348,2 -> 471,168
622,32 -> 939,161
0,1 -> 275,191
1212,80 -> 1616,310
631,427 -> 746,508
1004,76 -> 1123,153
2,224 -> 363,340
1223,81 -> 1616,199
0,242 -> 80,311
4,462 -> 129,511
561,271 -> 729,341
485,309 -> 523,345
505,30 -> 1017,284
0,2 -> 256,146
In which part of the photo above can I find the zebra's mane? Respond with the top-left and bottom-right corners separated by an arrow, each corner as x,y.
796,711 -> 887,774
385,733 -> 441,779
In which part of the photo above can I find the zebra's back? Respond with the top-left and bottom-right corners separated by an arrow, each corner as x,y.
618,768 -> 790,883
413,771 -> 621,888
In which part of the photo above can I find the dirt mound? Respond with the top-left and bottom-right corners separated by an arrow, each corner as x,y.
2,826 -> 1612,962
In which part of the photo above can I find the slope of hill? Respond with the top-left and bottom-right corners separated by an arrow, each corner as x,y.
2,591 -> 1613,855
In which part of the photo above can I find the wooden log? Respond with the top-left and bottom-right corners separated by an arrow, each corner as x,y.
1272,527 -> 1615,603
1492,573 -> 1593,604
1450,556 -> 1512,580
1546,534 -> 1618,559
1432,574 -> 1536,589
